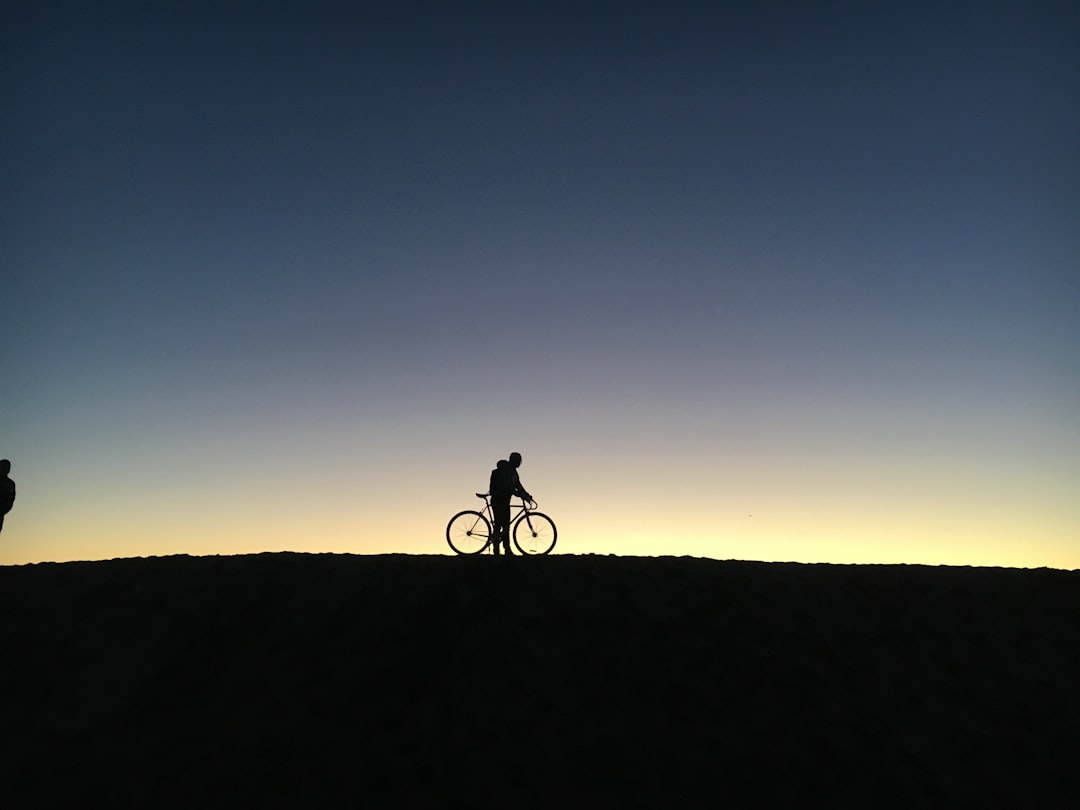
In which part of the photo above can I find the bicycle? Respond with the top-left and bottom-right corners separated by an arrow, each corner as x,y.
446,493 -> 558,555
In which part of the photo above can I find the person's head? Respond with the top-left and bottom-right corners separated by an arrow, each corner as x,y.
0,459 -> 9,476
509,452 -> 522,468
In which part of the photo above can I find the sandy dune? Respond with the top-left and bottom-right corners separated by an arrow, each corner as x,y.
2,553 -> 1077,807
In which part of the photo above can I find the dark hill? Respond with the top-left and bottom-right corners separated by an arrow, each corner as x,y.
1,553 -> 1077,807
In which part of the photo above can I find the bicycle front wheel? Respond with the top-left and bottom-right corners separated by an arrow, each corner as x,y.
446,510 -> 491,555
513,512 -> 557,555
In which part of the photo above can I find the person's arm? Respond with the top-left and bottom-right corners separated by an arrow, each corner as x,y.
513,473 -> 532,501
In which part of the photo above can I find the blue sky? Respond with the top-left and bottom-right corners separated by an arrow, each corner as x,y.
2,1 -> 1078,566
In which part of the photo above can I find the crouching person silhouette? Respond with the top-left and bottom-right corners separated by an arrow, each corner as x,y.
489,451 -> 531,555
0,459 -> 14,534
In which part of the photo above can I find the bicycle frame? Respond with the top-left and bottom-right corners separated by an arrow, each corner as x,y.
476,492 -> 535,533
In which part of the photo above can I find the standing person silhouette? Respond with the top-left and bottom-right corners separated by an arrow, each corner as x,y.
0,460 -> 14,534
489,452 -> 531,556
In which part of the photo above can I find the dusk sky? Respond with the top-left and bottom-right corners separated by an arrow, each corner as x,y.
3,1 -> 1077,568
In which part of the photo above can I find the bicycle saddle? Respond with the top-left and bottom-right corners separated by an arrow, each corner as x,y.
476,492 -> 488,498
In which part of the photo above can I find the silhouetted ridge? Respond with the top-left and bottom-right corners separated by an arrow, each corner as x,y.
2,554 -> 1077,806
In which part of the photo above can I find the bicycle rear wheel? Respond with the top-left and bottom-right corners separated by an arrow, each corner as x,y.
513,512 -> 557,555
446,510 -> 491,555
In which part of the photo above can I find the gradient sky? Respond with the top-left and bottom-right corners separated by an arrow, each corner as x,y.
3,1 -> 1078,568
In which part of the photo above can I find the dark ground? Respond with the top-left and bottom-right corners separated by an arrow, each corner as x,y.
2,553 -> 1078,808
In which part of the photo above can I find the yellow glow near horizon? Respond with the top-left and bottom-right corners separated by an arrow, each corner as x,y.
3,388 -> 1077,570
4,480 -> 1078,570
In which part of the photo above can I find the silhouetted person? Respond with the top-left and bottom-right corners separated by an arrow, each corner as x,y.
489,452 -> 531,556
0,459 -> 14,534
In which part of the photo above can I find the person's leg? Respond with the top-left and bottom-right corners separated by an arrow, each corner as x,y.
499,523 -> 512,555
492,501 -> 510,555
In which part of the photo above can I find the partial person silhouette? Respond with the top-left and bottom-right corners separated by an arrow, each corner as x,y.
488,452 -> 531,556
0,459 -> 14,534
